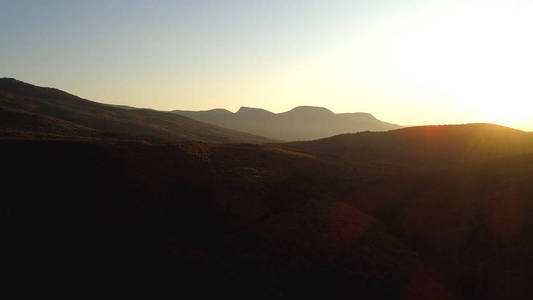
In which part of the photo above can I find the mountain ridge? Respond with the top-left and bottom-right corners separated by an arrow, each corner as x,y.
0,78 -> 274,144
173,105 -> 401,141
282,123 -> 533,167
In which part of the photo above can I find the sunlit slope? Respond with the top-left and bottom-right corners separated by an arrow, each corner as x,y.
0,78 -> 273,143
282,125 -> 533,299
283,124 -> 533,167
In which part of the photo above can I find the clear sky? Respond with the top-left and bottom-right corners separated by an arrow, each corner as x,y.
2,0 -> 532,130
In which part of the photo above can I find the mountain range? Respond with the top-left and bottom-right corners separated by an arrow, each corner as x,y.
0,78 -> 272,144
173,106 -> 401,141
1,78 -> 401,143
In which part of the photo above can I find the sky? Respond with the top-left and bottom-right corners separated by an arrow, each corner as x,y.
1,0 -> 532,130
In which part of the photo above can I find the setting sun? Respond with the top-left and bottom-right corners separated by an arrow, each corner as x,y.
310,0 -> 533,129
375,0 -> 533,129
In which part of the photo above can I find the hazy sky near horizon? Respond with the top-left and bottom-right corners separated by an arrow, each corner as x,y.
2,0 -> 533,130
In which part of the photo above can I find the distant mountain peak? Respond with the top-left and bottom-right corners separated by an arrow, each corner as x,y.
173,105 -> 402,141
288,106 -> 333,114
236,106 -> 275,116
338,112 -> 377,121
281,106 -> 334,117
206,108 -> 232,114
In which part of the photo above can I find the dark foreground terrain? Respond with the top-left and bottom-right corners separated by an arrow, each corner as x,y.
3,123 -> 533,299
3,78 -> 533,299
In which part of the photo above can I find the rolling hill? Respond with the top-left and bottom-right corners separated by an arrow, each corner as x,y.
282,123 -> 533,167
0,78 -> 273,143
173,105 -> 401,141
4,123 -> 533,299
2,138 -> 419,298
4,122 -> 533,298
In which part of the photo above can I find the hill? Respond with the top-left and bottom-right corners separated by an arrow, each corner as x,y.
4,126 -> 533,299
0,78 -> 273,143
2,137 -> 420,298
283,123 -> 533,167
4,83 -> 533,299
173,105 -> 401,141
0,124 -> 533,300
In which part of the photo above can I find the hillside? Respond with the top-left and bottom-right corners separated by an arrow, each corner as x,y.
4,123 -> 533,298
4,125 -> 533,298
0,78 -> 273,143
173,105 -> 401,141
283,123 -> 533,167
2,137 -> 419,298
4,83 -> 533,300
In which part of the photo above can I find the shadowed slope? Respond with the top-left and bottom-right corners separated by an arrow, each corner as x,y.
2,138 -> 420,298
4,78 -> 533,299
0,78 -> 273,143
4,123 -> 533,299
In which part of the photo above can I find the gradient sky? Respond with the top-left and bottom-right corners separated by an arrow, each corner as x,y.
2,0 -> 532,130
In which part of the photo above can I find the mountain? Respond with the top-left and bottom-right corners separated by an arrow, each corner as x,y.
0,78 -> 273,143
172,105 -> 401,141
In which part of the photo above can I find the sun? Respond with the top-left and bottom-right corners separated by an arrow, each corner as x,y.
363,0 -> 533,130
